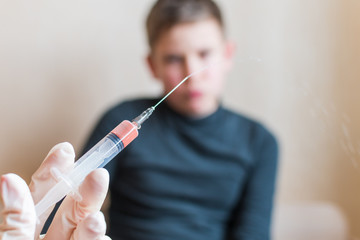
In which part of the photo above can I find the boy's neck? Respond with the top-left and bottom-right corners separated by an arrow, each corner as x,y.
166,101 -> 221,119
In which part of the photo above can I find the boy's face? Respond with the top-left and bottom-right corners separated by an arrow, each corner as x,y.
147,18 -> 235,118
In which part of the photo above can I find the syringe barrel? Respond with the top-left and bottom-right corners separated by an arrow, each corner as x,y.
71,120 -> 138,183
35,120 -> 138,217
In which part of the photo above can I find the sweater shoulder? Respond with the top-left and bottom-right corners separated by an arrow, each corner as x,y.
221,107 -> 277,146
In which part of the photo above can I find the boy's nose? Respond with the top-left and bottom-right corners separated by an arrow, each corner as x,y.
183,58 -> 202,80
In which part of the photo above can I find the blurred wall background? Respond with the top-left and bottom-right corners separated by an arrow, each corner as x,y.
0,0 -> 360,238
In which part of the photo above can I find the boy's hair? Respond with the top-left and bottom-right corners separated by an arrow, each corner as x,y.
146,0 -> 224,48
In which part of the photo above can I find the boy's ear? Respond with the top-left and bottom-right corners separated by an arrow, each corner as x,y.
223,40 -> 236,71
146,54 -> 159,79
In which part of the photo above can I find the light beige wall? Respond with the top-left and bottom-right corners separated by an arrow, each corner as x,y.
1,0 -> 360,237
0,0 -> 158,176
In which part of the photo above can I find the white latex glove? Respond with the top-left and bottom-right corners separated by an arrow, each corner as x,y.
0,142 -> 111,240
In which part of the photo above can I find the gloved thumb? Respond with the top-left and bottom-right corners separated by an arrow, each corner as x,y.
0,173 -> 36,239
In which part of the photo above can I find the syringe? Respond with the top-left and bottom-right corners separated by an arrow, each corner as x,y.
35,107 -> 154,217
34,64 -> 212,217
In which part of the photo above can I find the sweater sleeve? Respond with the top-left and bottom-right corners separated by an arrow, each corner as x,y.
227,128 -> 278,240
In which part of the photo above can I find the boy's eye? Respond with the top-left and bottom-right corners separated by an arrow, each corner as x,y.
199,50 -> 211,59
164,55 -> 183,64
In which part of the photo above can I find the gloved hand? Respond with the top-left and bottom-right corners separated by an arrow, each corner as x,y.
0,142 -> 111,240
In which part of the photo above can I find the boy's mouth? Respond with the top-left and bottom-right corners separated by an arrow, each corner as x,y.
188,90 -> 203,98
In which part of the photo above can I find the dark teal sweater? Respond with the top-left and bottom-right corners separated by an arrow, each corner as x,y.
83,98 -> 278,240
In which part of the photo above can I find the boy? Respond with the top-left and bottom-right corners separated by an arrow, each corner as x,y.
83,0 -> 278,239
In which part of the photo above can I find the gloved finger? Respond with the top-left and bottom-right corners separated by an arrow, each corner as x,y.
30,142 -> 75,202
70,211 -> 106,240
0,173 -> 36,238
29,142 -> 75,235
44,168 -> 109,240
